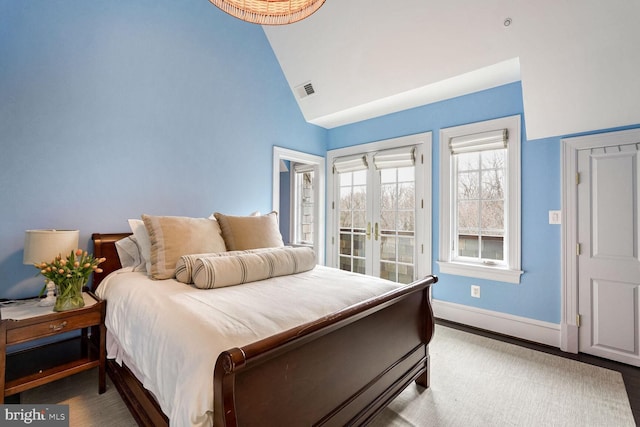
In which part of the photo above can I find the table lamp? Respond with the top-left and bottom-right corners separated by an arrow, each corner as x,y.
23,229 -> 80,306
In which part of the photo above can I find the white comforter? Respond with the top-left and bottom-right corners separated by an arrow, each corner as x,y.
95,265 -> 400,427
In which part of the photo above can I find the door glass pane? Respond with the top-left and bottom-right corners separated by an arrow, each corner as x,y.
380,208 -> 395,230
379,261 -> 396,282
353,258 -> 366,275
380,235 -> 396,261
339,233 -> 351,255
398,236 -> 414,263
397,264 -> 414,284
397,210 -> 414,232
353,234 -> 366,257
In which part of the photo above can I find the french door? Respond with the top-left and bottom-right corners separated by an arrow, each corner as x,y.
332,143 -> 424,284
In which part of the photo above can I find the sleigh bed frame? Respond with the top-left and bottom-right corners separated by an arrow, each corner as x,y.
91,232 -> 437,426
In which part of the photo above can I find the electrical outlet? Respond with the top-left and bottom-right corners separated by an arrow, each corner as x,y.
471,285 -> 481,298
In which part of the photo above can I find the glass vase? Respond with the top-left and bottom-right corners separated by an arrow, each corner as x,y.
54,277 -> 86,312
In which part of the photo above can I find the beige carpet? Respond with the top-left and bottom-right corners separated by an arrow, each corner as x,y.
371,326 -> 635,427
22,325 -> 635,426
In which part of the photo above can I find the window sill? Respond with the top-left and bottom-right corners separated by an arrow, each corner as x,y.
437,261 -> 523,284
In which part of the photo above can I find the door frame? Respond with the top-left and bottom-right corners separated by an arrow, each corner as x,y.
326,132 -> 432,279
560,128 -> 640,353
272,146 -> 326,264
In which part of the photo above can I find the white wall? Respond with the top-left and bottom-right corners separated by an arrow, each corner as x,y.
264,0 -> 640,140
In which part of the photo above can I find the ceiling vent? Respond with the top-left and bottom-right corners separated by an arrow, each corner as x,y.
295,81 -> 315,99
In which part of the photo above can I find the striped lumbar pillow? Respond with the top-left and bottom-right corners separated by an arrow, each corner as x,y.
192,246 -> 316,289
175,248 -> 274,284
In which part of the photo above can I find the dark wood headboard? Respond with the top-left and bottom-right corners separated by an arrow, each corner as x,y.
91,232 -> 131,291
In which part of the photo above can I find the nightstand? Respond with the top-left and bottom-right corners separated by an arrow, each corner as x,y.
0,290 -> 106,402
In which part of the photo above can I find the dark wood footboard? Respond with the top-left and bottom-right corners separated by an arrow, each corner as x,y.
91,233 -> 437,426
214,275 -> 437,427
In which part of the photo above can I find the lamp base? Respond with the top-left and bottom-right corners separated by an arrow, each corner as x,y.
38,281 -> 56,307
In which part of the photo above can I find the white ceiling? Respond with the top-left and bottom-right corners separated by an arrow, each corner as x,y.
263,0 -> 640,140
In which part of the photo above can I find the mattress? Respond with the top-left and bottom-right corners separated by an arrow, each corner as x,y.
95,265 -> 400,427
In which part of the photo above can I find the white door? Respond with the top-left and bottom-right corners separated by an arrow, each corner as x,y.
335,153 -> 418,284
577,142 -> 640,366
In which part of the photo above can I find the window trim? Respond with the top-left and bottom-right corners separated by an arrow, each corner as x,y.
438,115 -> 523,284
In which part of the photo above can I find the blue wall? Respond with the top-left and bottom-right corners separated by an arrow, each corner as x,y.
328,83 -> 562,323
2,2 -> 638,327
327,82 -> 640,324
0,1 -> 325,298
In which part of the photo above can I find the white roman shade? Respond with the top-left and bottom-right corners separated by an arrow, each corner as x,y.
449,129 -> 508,154
333,154 -> 368,173
373,146 -> 416,170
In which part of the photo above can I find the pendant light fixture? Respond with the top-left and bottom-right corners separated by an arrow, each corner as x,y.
209,0 -> 325,25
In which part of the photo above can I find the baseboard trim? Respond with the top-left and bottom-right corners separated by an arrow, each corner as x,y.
432,299 -> 561,348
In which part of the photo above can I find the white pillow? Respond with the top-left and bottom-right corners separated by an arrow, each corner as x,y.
128,219 -> 152,274
115,236 -> 145,272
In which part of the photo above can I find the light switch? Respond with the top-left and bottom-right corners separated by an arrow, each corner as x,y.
549,210 -> 561,225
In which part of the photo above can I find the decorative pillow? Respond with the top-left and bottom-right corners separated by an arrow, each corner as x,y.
141,214 -> 227,280
115,235 -> 145,272
213,211 -> 284,251
128,219 -> 152,273
192,246 -> 316,289
175,247 -> 274,284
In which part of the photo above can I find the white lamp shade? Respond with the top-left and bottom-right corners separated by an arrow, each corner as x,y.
23,229 -> 80,265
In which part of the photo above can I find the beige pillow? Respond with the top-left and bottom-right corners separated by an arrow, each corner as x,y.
213,211 -> 284,251
141,214 -> 227,280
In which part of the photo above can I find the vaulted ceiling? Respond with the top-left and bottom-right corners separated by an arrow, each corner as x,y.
264,0 -> 640,140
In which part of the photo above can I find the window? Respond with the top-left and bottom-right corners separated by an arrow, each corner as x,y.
438,115 -> 523,284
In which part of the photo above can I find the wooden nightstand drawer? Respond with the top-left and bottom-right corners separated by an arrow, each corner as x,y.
6,311 -> 102,345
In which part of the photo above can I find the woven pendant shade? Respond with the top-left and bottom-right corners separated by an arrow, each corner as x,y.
209,0 -> 325,25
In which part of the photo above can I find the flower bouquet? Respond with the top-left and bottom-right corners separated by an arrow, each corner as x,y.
34,249 -> 106,311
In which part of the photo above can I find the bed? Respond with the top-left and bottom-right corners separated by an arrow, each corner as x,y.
91,221 -> 437,426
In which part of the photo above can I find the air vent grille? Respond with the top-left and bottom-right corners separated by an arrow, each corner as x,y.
295,81 -> 315,99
